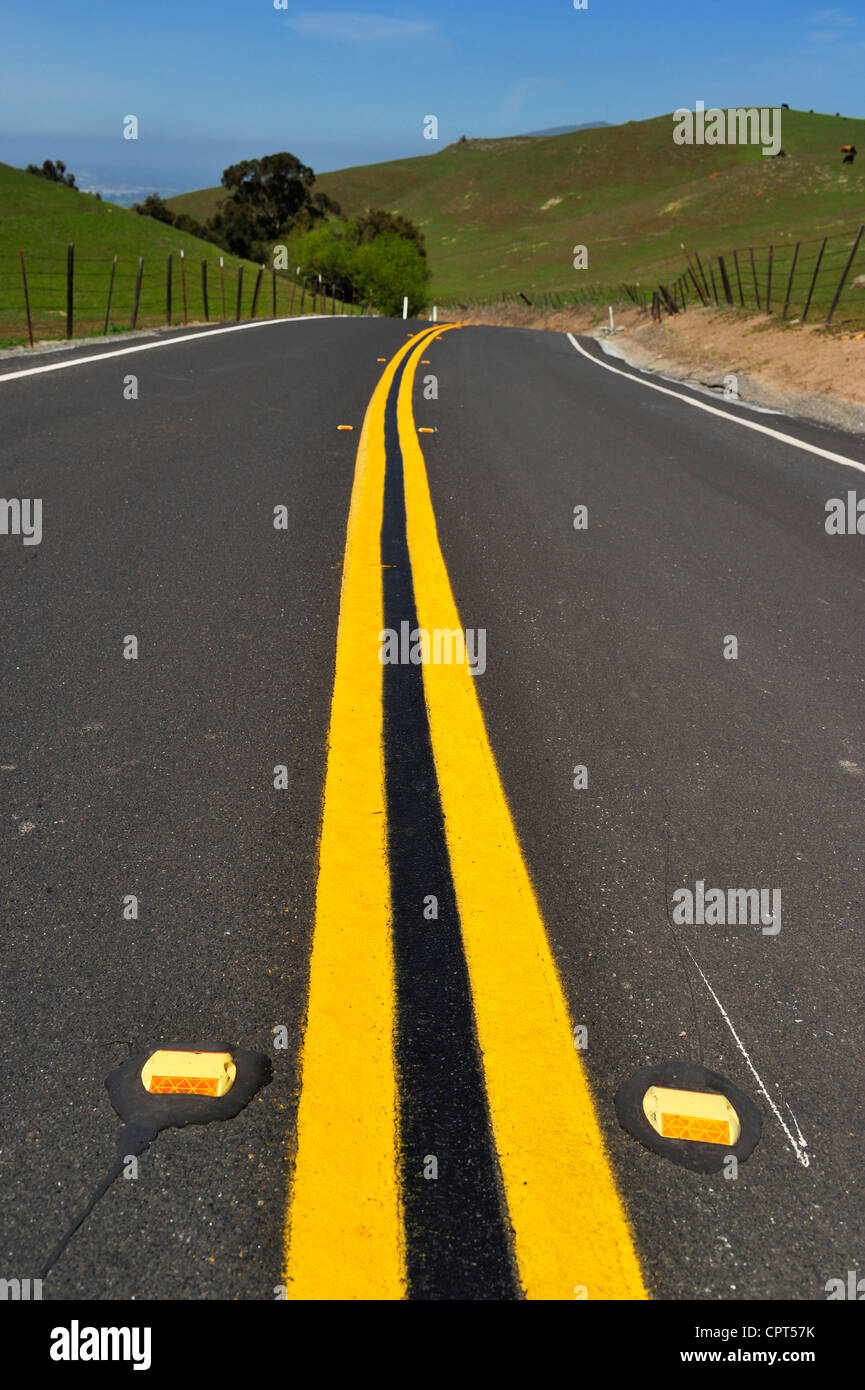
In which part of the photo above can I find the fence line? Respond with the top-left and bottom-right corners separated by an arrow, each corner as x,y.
660,225 -> 865,326
436,224 -> 865,331
0,245 -> 364,346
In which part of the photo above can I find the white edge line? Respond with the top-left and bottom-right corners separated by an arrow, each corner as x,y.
685,947 -> 810,1168
567,332 -> 865,476
0,315 -> 340,384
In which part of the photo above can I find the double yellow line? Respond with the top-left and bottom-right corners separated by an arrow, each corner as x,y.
284,327 -> 647,1301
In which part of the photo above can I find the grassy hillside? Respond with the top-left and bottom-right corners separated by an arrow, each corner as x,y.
0,162 -> 347,347
171,109 -> 865,306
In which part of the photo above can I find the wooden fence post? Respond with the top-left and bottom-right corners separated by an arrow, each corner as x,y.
201,261 -> 209,321
782,242 -> 800,319
802,238 -> 827,323
686,266 -> 708,306
708,259 -> 719,305
718,255 -> 734,306
733,249 -> 745,307
166,254 -> 172,325
694,252 -> 710,300
220,257 -> 227,321
103,254 -> 117,336
766,245 -> 774,313
272,268 -> 277,317
180,249 -> 188,325
131,256 -> 144,329
19,251 -> 34,347
65,242 -> 74,338
235,265 -> 244,321
251,264 -> 264,318
825,224 -> 864,325
749,247 -> 761,310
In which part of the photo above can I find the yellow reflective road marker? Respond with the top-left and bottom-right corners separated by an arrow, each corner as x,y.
644,1086 -> 740,1146
141,1049 -> 236,1097
284,326 -> 442,1301
397,331 -> 647,1301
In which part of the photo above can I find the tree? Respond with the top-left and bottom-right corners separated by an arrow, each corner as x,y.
131,193 -> 174,223
354,229 -> 430,316
286,220 -> 358,299
26,158 -> 76,188
205,199 -> 267,259
287,217 -> 429,316
219,152 -> 319,248
311,190 -> 342,219
132,193 -> 212,243
354,208 -> 426,258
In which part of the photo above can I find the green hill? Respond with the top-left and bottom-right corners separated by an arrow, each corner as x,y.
170,108 -> 865,306
0,162 -> 338,347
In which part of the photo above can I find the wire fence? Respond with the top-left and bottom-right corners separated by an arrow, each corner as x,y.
0,244 -> 366,347
654,225 -> 865,328
438,226 -> 865,332
8,225 -> 863,346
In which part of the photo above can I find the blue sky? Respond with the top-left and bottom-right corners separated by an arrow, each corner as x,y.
1,1 -> 862,200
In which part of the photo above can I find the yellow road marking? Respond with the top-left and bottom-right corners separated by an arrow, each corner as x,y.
397,331 -> 648,1301
284,326 -> 440,1300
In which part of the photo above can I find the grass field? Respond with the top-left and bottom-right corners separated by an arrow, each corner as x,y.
0,162 -> 360,348
169,107 -> 865,319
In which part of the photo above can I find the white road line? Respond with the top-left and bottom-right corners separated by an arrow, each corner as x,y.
0,315 -> 339,384
685,947 -> 811,1168
567,332 -> 865,476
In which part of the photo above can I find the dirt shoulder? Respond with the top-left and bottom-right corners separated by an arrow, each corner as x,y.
439,302 -> 865,436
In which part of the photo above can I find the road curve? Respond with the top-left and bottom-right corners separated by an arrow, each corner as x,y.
2,316 -> 864,1301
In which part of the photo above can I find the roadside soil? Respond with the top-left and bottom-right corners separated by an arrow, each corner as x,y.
439,302 -> 865,435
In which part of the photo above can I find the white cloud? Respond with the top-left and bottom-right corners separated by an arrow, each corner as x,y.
499,76 -> 563,123
808,9 -> 856,23
804,8 -> 862,46
284,11 -> 435,42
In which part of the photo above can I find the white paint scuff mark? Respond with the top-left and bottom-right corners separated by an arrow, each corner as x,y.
684,946 -> 811,1168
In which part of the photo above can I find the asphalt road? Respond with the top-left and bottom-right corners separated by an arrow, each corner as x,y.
2,314 -> 865,1301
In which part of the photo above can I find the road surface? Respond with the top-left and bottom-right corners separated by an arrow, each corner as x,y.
2,314 -> 864,1300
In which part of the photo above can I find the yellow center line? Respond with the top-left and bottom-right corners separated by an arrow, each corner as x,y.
397,331 -> 648,1301
283,325 -> 441,1301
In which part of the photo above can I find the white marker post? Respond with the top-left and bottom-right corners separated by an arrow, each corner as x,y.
609,305 -> 614,332
403,296 -> 409,320
432,305 -> 438,323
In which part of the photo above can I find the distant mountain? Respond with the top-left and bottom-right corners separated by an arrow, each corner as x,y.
523,122 -> 611,137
